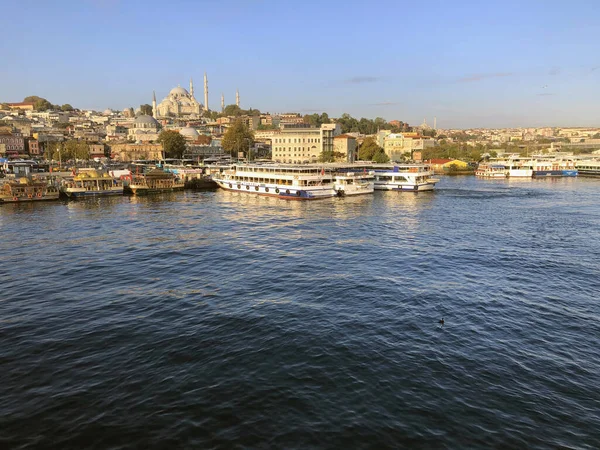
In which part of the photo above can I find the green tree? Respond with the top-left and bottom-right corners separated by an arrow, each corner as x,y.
61,104 -> 74,111
221,119 -> 254,159
140,104 -> 153,116
24,96 -> 53,111
47,140 -> 90,161
358,137 -> 382,160
372,150 -> 390,163
158,130 -> 187,159
223,104 -> 243,117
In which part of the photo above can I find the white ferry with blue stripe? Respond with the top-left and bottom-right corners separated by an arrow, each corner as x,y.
212,164 -> 337,200
372,164 -> 438,191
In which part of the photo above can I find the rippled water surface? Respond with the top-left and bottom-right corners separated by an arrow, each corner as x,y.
1,176 -> 600,449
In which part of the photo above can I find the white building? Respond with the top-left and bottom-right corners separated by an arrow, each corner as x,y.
155,79 -> 203,118
272,123 -> 341,164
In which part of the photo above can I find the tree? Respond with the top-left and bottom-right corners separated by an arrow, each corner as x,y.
221,119 -> 254,159
140,104 -> 153,116
372,150 -> 390,163
61,104 -> 74,111
158,130 -> 187,159
223,104 -> 243,117
24,96 -> 53,111
47,140 -> 90,161
358,137 -> 382,161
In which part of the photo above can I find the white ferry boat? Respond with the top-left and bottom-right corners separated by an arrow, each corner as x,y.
333,170 -> 375,196
503,158 -> 534,178
575,159 -> 600,177
371,164 -> 438,191
475,163 -> 507,178
211,164 -> 337,200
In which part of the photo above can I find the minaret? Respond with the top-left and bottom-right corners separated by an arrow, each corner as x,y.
221,93 -> 224,112
236,89 -> 240,107
190,77 -> 194,97
152,91 -> 157,118
204,72 -> 209,112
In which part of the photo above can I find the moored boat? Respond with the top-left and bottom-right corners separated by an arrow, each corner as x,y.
60,169 -> 124,198
372,164 -> 438,191
124,168 -> 185,195
212,164 -> 337,200
575,159 -> 600,176
333,170 -> 375,196
532,158 -> 578,177
0,176 -> 60,203
475,163 -> 507,178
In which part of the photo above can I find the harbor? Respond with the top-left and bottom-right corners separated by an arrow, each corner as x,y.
2,175 -> 599,449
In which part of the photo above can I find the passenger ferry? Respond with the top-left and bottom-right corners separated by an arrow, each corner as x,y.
211,164 -> 337,200
475,163 -> 507,178
333,170 -> 375,196
1,176 -> 60,203
124,168 -> 185,195
502,158 -> 534,178
372,164 -> 438,191
532,158 -> 578,177
60,169 -> 124,198
575,159 -> 600,177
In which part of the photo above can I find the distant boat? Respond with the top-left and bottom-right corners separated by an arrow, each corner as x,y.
475,163 -> 506,178
575,159 -> 600,177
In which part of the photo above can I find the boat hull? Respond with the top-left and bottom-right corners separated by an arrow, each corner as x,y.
533,170 -> 578,177
0,193 -> 60,203
214,180 -> 336,200
373,182 -> 435,192
62,188 -> 124,198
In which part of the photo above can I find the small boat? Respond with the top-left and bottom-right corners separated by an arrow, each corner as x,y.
60,169 -> 124,198
372,164 -> 438,191
0,176 -> 60,203
212,164 -> 337,200
124,168 -> 185,195
475,163 -> 507,178
333,170 -> 375,196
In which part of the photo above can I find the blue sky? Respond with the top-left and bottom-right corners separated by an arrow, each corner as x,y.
1,0 -> 598,128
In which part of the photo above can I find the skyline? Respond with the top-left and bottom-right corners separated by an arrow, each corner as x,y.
1,0 -> 599,128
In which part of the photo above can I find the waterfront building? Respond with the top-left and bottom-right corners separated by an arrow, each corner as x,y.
156,79 -> 204,118
272,123 -> 341,164
333,134 -> 358,162
383,133 -> 434,160
128,115 -> 160,143
109,142 -> 163,161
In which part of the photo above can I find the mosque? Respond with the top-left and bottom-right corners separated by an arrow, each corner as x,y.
153,74 -> 209,118
152,74 -> 239,118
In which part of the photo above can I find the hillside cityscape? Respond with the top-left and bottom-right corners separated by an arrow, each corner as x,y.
2,82 -> 600,166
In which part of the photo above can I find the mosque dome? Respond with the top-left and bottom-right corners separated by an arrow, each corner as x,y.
170,86 -> 189,96
103,108 -> 113,115
179,126 -> 199,139
134,114 -> 159,127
